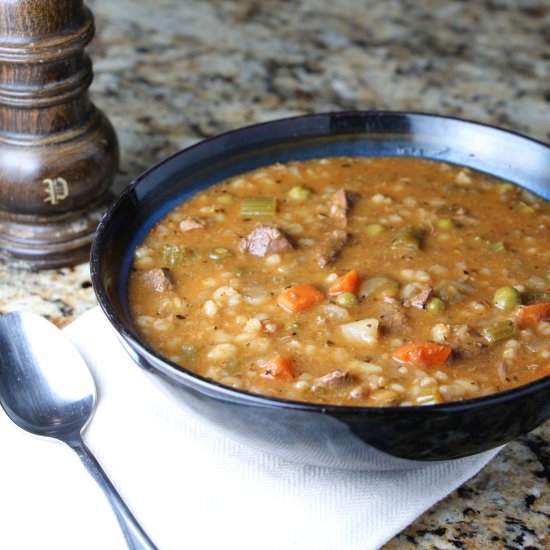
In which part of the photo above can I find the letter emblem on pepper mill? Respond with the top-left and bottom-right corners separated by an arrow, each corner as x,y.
43,178 -> 70,206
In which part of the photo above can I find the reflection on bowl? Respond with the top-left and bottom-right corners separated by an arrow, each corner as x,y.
91,111 -> 550,470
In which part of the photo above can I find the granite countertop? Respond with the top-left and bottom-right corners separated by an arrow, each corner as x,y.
1,0 -> 549,547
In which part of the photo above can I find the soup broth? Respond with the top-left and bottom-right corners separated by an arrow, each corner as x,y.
128,157 -> 550,406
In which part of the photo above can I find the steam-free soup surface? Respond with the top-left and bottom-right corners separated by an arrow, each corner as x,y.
128,157 -> 550,406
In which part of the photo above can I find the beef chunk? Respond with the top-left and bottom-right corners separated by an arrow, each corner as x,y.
142,268 -> 173,292
316,370 -> 354,387
179,216 -> 205,232
240,222 -> 293,257
405,287 -> 433,309
378,297 -> 409,332
449,324 -> 487,358
316,229 -> 348,267
329,189 -> 356,228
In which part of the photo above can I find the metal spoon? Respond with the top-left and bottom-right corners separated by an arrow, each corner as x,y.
0,311 -> 155,550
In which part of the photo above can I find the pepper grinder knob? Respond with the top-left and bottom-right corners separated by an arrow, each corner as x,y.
0,0 -> 119,268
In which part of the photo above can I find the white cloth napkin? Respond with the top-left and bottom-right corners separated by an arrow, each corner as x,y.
0,307 -> 501,550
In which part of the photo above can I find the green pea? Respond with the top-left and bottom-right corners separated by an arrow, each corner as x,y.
365,223 -> 386,236
436,218 -> 454,230
426,297 -> 445,312
335,292 -> 358,308
287,185 -> 312,202
217,193 -> 235,205
208,247 -> 234,261
492,286 -> 521,310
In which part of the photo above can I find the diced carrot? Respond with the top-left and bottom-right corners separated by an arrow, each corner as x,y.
392,340 -> 452,369
260,355 -> 296,381
516,303 -> 550,328
328,270 -> 359,296
277,284 -> 324,313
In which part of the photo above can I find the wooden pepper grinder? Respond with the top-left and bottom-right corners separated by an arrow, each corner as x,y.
0,0 -> 119,268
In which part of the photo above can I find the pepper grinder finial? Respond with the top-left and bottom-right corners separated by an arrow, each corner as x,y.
0,0 -> 119,268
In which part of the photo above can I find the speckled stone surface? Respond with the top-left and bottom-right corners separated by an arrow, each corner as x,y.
1,0 -> 549,547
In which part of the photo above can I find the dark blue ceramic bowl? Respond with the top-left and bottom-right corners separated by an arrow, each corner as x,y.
91,111 -> 550,470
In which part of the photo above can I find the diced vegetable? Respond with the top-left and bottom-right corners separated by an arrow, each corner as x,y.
492,286 -> 521,310
426,297 -> 445,312
233,266 -> 248,277
518,202 -> 535,214
516,303 -> 550,328
340,319 -> 379,345
391,340 -> 452,369
436,218 -> 455,230
277,284 -> 324,313
487,240 -> 506,254
217,193 -> 235,205
415,386 -> 444,405
161,245 -> 201,266
480,320 -> 517,343
365,223 -> 386,236
335,292 -> 358,308
359,276 -> 399,299
260,356 -> 296,381
224,358 -> 241,375
181,344 -> 197,363
319,304 -> 349,320
328,270 -> 359,296
521,291 -> 550,305
208,247 -> 234,261
240,197 -> 277,218
287,185 -> 312,202
391,226 -> 424,250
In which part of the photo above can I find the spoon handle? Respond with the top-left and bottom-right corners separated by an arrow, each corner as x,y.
70,440 -> 156,550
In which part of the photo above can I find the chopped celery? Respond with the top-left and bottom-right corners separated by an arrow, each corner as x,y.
391,226 -> 424,250
240,197 -> 277,218
480,320 -> 517,344
161,245 -> 201,266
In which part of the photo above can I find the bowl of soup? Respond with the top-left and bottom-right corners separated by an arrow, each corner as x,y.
91,111 -> 550,469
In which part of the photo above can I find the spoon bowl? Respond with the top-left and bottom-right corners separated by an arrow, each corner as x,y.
0,311 -> 154,549
0,312 -> 95,440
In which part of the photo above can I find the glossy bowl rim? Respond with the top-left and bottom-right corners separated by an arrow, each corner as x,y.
91,109 -> 550,418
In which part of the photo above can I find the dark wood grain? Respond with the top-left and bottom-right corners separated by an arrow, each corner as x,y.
0,0 -> 119,268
